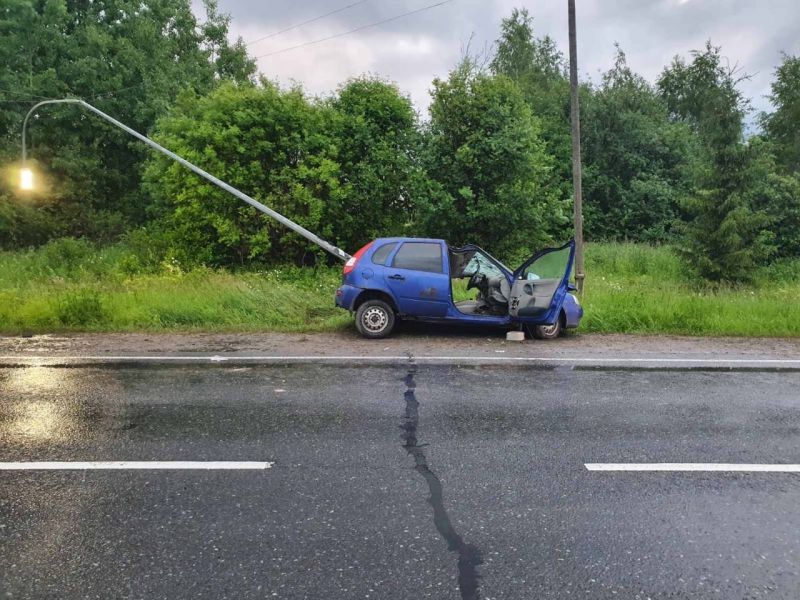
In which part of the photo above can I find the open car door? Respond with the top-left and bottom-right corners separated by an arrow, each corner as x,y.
508,240 -> 575,324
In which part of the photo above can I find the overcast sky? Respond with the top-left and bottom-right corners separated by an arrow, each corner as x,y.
197,0 -> 800,123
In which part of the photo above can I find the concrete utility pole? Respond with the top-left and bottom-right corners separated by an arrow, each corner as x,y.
567,0 -> 585,295
21,99 -> 352,262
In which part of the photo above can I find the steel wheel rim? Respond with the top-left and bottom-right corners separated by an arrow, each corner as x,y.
362,307 -> 388,333
540,323 -> 558,336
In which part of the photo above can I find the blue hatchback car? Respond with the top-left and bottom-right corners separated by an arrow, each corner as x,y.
335,237 -> 582,339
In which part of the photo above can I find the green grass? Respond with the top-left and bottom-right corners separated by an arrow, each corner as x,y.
0,238 -> 350,333
1,238 -> 798,336
580,243 -> 800,336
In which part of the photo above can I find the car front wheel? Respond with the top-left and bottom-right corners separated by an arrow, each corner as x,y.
531,318 -> 562,340
355,300 -> 396,339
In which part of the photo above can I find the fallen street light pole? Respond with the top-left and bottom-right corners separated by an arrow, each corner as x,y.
21,98 -> 352,262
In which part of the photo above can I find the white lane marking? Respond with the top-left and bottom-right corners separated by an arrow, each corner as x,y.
586,463 -> 800,472
0,461 -> 273,470
1,355 -> 799,365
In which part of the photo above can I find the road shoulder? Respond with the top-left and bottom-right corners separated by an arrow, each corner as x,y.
0,331 -> 798,369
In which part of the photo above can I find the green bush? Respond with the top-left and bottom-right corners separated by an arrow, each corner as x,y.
114,227 -> 172,275
420,62 -> 567,257
54,289 -> 108,327
143,79 -> 428,267
36,238 -> 96,276
0,195 -> 62,249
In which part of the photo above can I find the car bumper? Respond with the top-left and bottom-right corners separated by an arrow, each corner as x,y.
335,284 -> 362,312
563,293 -> 583,329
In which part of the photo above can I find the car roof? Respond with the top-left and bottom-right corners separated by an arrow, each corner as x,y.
370,237 -> 446,245
366,237 -> 514,273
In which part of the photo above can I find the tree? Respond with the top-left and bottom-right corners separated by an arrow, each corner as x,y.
144,81 -> 340,266
491,8 -> 573,206
144,78 -> 431,266
582,47 -> 699,242
0,0 -> 255,249
760,54 -> 800,174
740,138 -> 800,260
421,60 -> 567,259
658,43 -> 773,281
327,77 -> 431,252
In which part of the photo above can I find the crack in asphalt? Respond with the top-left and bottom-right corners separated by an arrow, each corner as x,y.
400,357 -> 484,600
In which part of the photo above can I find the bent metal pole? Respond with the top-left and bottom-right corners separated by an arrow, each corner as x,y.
22,98 -> 352,262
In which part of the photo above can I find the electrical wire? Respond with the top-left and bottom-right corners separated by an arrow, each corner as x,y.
246,0 -> 370,46
3,0 -> 457,100
0,87 -> 52,101
0,82 -> 138,106
86,83 -> 145,101
254,0 -> 455,60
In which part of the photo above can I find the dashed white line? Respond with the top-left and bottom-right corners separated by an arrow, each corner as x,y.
585,463 -> 800,472
0,461 -> 273,470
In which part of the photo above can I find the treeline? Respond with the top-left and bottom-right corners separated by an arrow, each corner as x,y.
1,4 -> 799,281
0,0 -> 255,243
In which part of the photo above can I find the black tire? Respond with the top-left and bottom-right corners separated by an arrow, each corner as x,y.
355,299 -> 396,339
532,317 -> 563,340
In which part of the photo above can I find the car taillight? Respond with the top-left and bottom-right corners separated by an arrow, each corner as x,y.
343,241 -> 373,276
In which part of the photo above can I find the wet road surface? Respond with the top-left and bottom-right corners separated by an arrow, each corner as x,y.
1,362 -> 800,599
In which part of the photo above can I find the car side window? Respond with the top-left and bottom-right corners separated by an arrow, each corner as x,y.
522,246 -> 571,280
392,243 -> 443,273
371,242 -> 397,266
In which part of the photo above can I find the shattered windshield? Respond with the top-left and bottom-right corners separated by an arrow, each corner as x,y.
449,248 -> 506,279
464,254 -> 503,278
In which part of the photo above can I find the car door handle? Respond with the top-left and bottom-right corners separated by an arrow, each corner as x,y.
388,274 -> 405,281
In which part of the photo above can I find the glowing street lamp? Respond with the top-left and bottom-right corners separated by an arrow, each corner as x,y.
20,167 -> 34,191
20,99 -> 80,194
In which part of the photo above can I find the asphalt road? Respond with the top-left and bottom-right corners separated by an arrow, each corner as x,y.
1,362 -> 800,599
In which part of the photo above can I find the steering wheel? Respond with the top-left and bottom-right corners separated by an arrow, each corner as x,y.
467,271 -> 486,291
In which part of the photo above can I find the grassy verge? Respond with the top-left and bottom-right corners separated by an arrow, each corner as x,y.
0,239 -> 350,333
0,238 -> 798,336
581,244 -> 800,336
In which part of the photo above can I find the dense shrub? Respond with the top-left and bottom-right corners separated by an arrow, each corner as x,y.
0,194 -> 61,249
55,289 -> 108,326
144,79 -> 430,266
420,61 -> 567,258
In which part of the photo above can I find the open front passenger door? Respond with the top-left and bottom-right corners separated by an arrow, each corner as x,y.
508,240 -> 575,324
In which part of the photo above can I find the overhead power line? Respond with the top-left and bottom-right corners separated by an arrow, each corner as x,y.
0,82 -> 141,104
0,87 -> 51,101
86,83 -> 145,101
246,0 -> 370,47
254,0 -> 455,60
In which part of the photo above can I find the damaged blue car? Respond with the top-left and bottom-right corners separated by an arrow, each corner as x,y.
335,238 -> 582,339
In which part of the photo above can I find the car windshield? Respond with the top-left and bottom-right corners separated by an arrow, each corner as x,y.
464,253 -> 503,278
449,247 -> 507,279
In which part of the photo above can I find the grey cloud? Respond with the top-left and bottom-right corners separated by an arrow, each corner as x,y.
206,0 -> 800,120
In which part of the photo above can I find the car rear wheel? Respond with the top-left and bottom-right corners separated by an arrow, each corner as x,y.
355,300 -> 396,339
532,317 -> 562,340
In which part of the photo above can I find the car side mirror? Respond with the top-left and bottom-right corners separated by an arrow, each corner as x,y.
567,283 -> 577,292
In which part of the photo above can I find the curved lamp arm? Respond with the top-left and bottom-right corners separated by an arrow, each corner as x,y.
21,98 -> 351,262
22,99 -> 84,164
